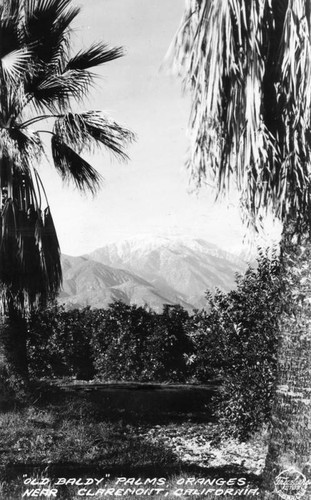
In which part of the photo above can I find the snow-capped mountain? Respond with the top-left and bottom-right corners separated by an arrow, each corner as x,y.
59,236 -> 247,311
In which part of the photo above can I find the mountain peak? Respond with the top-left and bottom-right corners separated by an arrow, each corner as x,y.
59,235 -> 247,311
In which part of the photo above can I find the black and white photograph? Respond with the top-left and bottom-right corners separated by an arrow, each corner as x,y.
0,1 -> 310,499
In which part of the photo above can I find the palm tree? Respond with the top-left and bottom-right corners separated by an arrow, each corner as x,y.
0,0 -> 134,389
170,0 -> 311,496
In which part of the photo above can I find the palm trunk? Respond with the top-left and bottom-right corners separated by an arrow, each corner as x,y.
263,241 -> 311,498
0,308 -> 29,398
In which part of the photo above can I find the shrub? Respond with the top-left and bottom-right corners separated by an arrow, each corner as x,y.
203,250 -> 282,439
27,305 -> 95,379
92,302 -> 154,381
141,304 -> 191,382
186,307 -> 224,383
92,302 -> 191,382
27,301 -> 192,383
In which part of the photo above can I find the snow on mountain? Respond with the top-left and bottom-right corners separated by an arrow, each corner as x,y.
58,236 -> 247,311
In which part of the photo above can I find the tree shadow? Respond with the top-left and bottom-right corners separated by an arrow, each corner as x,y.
32,380 -> 217,425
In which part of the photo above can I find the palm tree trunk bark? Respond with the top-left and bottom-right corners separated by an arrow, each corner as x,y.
263,241 -> 311,498
0,309 -> 29,397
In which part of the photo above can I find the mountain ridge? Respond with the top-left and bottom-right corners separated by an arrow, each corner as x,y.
59,236 -> 247,311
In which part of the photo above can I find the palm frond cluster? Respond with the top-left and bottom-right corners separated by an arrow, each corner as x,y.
170,0 -> 311,232
0,0 -> 134,313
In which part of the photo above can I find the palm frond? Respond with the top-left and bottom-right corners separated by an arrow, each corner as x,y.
27,42 -> 123,112
82,112 -> 135,159
1,128 -> 43,175
0,0 -> 20,19
66,43 -> 123,71
11,128 -> 44,169
0,200 -> 61,313
53,111 -> 135,159
40,206 -> 62,296
0,6 -> 20,59
1,47 -> 33,83
51,135 -> 102,194
53,112 -> 87,152
24,0 -> 79,66
171,0 -> 311,233
26,70 -> 92,112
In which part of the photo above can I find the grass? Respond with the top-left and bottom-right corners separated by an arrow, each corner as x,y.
0,406 -> 177,468
0,382 -> 265,499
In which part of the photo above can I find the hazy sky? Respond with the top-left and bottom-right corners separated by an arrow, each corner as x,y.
36,0 -> 273,256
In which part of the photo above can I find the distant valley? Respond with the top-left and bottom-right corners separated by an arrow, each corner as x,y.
59,236 -> 247,311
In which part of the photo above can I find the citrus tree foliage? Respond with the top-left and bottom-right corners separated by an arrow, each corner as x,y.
186,307 -> 224,382
27,305 -> 95,380
93,302 -> 191,382
147,304 -> 192,382
189,250 -> 283,439
28,302 -> 192,382
92,302 -> 156,381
